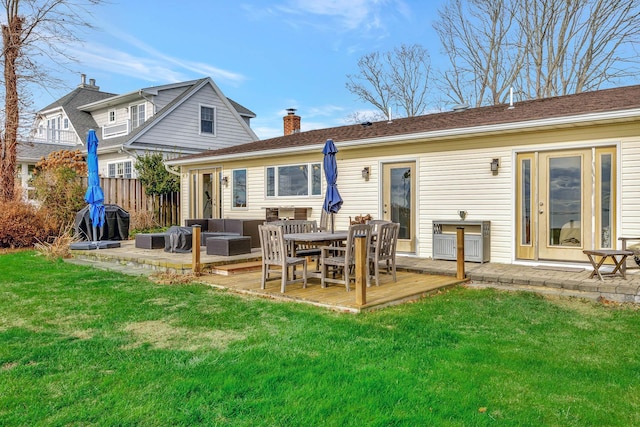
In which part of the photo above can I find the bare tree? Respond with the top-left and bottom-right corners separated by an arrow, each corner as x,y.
518,0 -> 640,98
344,110 -> 387,125
346,43 -> 432,120
434,0 -> 524,107
434,0 -> 640,107
0,0 -> 103,203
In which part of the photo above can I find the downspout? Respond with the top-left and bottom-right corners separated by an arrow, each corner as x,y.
120,145 -> 138,159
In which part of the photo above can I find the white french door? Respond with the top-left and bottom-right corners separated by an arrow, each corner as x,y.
516,147 -> 616,262
190,168 -> 222,219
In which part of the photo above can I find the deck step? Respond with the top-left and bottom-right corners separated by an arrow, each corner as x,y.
210,260 -> 263,276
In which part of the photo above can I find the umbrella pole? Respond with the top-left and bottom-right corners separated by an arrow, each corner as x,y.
92,225 -> 98,243
331,214 -> 335,233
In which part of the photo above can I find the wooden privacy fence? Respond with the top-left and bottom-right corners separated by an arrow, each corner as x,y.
80,177 -> 180,227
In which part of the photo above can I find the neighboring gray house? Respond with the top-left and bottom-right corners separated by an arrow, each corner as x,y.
17,74 -> 257,196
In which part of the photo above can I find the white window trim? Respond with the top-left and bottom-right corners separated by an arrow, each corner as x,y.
108,109 -> 117,123
266,162 -> 322,198
129,102 -> 146,129
107,160 -> 133,179
199,104 -> 216,136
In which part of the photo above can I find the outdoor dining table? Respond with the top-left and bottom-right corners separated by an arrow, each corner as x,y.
284,230 -> 349,278
284,230 -> 349,254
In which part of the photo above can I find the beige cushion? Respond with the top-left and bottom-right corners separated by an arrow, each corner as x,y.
628,243 -> 640,253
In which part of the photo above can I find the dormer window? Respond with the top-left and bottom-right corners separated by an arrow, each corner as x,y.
130,103 -> 146,129
108,109 -> 116,123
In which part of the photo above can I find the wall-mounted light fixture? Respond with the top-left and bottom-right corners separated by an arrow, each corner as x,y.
490,158 -> 500,174
221,176 -> 229,186
361,166 -> 370,181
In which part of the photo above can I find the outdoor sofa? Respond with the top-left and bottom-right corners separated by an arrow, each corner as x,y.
185,218 -> 263,248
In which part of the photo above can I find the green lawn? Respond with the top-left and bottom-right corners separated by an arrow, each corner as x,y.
1,251 -> 639,426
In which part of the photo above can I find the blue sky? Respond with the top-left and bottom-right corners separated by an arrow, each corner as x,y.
33,0 -> 445,139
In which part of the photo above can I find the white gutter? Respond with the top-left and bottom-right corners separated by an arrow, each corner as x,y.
164,162 -> 181,176
138,89 -> 157,114
166,108 -> 640,166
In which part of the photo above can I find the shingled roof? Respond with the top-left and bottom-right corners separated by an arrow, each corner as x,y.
91,78 -> 257,152
16,141 -> 77,163
39,86 -> 117,143
171,84 -> 640,163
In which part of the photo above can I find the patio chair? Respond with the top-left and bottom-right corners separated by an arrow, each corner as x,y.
319,209 -> 329,231
258,224 -> 307,293
367,219 -> 391,233
369,222 -> 399,286
619,236 -> 640,268
271,220 -> 321,270
366,219 -> 392,251
320,224 -> 371,291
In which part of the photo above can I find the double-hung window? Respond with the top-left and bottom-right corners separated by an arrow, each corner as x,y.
200,105 -> 215,135
108,161 -> 133,178
130,103 -> 146,129
266,163 -> 322,197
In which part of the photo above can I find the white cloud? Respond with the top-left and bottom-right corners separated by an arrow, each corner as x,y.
69,29 -> 247,86
265,0 -> 409,36
70,45 -> 187,83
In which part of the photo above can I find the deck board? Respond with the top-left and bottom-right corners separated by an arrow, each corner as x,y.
198,270 -> 464,313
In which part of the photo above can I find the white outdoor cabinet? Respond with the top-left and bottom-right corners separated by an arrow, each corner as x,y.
432,220 -> 491,263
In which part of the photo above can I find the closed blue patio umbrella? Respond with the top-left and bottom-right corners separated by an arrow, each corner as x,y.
322,139 -> 343,233
84,129 -> 104,242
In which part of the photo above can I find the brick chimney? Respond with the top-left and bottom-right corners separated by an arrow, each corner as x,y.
283,108 -> 301,135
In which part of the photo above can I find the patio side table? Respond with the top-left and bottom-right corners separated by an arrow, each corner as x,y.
583,249 -> 633,281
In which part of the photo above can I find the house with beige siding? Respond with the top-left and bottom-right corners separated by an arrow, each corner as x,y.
17,75 -> 257,199
166,85 -> 640,265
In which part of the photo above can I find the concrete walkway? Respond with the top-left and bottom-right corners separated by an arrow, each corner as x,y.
68,241 -> 640,304
396,257 -> 640,304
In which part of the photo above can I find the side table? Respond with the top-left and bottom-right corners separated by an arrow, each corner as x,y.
583,249 -> 633,281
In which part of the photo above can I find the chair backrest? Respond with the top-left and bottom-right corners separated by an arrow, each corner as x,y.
272,220 -> 317,234
319,209 -> 329,231
375,222 -> 400,260
344,223 -> 372,264
367,219 -> 392,234
258,224 -> 288,264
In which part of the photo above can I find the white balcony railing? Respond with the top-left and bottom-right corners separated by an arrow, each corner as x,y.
102,120 -> 130,139
30,128 -> 79,145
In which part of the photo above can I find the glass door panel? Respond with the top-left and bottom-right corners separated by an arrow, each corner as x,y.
190,168 -> 221,219
516,153 -> 535,259
596,147 -> 616,248
538,150 -> 592,261
383,162 -> 415,253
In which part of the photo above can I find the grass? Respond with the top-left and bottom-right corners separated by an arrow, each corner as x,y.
1,251 -> 639,426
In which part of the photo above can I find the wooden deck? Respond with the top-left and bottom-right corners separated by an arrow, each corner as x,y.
197,268 -> 464,313
70,240 -> 466,313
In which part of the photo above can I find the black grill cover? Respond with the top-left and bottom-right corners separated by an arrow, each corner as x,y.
164,226 -> 193,253
75,204 -> 130,241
